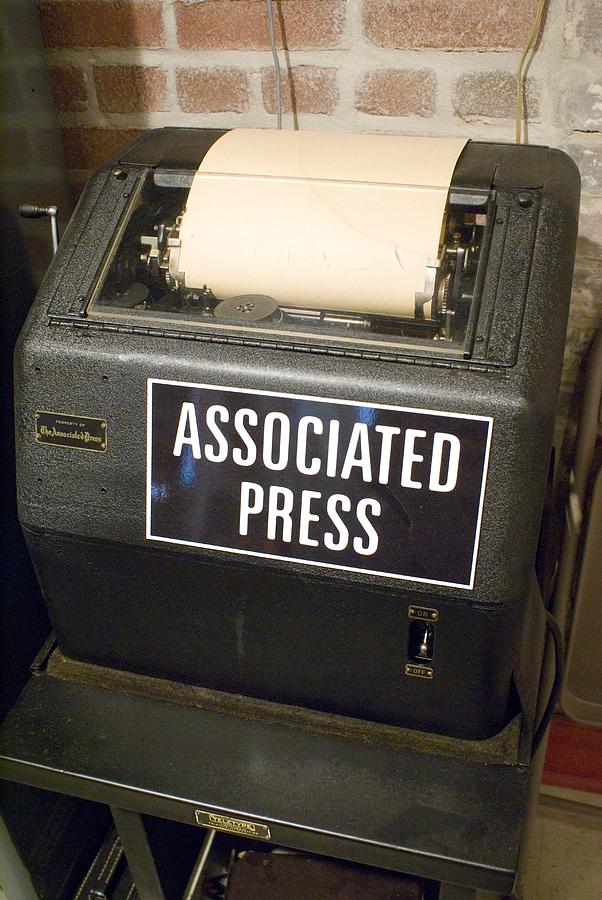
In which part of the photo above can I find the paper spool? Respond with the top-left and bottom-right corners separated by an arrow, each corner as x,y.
177,129 -> 467,318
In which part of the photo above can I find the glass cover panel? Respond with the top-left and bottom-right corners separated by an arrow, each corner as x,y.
88,172 -> 489,358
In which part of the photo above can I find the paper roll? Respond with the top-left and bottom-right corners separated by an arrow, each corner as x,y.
177,129 -> 467,318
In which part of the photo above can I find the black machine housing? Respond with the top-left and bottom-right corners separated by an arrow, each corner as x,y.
14,129 -> 580,740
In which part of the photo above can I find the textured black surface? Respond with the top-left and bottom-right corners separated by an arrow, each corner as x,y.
24,531 -> 527,739
13,132 -> 580,739
0,667 -> 529,893
119,126 -> 226,169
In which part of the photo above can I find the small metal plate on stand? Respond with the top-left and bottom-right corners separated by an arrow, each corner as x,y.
215,295 -> 283,323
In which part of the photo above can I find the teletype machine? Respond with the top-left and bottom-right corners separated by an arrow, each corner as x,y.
14,127 -> 579,750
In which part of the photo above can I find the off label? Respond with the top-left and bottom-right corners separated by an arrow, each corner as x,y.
146,380 -> 492,589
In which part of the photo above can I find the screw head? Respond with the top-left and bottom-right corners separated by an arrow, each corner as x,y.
517,192 -> 533,208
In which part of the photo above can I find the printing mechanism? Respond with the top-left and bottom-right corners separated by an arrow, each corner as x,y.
88,158 -> 491,357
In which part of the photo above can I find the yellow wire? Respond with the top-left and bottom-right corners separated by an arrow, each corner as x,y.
515,0 -> 547,144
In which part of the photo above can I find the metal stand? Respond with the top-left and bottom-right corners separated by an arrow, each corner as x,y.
182,827 -> 216,900
110,807 -> 166,899
0,639 -> 543,899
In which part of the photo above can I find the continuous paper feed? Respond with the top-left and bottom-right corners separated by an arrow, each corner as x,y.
177,129 -> 467,318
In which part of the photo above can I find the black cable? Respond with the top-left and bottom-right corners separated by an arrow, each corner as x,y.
531,610 -> 564,756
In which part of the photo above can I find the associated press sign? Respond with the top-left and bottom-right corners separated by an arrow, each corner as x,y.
146,380 -> 492,589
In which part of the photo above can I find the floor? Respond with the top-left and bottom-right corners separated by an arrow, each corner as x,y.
479,786 -> 602,900
0,788 -> 600,899
516,789 -> 602,900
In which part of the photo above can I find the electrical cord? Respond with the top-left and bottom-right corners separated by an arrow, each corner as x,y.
515,0 -> 547,143
531,610 -> 564,756
266,0 -> 283,129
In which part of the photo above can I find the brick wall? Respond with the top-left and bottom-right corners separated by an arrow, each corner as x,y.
37,0 -> 602,460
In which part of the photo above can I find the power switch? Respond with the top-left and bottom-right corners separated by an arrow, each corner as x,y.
408,621 -> 435,663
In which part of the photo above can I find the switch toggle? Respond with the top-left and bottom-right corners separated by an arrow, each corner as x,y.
408,621 -> 435,662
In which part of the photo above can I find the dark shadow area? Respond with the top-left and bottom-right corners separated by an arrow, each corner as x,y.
1,3 -> 112,896
0,204 -> 50,720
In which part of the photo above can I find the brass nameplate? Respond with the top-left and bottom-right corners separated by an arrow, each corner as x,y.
408,605 -> 438,622
35,411 -> 107,452
405,664 -> 434,679
194,810 -> 271,840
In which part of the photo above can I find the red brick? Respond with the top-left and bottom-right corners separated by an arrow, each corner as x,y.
60,127 -> 146,170
262,66 -> 338,116
175,0 -> 346,50
453,71 -> 539,120
38,1 -> 165,49
356,69 -> 436,118
94,65 -> 167,113
363,0 -> 541,50
176,68 -> 250,114
48,66 -> 87,112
